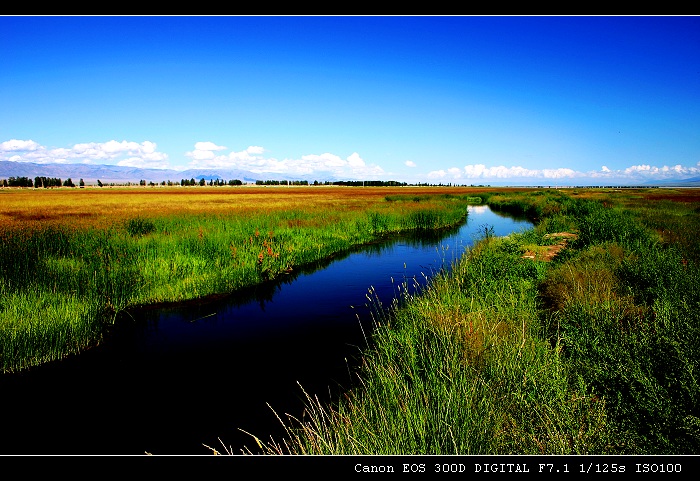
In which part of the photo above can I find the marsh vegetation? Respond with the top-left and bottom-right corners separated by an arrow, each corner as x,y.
241,188 -> 700,456
1,185 -> 698,456
0,186 -> 477,373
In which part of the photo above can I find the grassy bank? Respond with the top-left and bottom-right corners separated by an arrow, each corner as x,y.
249,188 -> 700,455
0,186 -> 479,373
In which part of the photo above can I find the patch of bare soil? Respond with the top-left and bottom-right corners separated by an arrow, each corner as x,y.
522,232 -> 578,262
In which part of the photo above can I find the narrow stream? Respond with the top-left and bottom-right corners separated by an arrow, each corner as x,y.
0,206 -> 531,455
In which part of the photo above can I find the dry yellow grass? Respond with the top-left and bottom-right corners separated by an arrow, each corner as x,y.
0,185 -> 497,230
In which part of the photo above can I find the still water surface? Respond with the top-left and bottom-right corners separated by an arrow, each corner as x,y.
0,206 -> 530,455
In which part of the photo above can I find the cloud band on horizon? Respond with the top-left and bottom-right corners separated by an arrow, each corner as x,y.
1,138 -> 699,184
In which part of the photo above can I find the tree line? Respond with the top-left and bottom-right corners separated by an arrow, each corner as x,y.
2,175 -> 486,189
0,176 -> 84,188
178,178 -> 244,186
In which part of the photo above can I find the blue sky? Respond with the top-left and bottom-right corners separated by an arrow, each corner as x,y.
1,15 -> 699,185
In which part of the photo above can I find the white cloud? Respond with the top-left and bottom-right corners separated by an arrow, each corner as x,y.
246,145 -> 265,155
181,141 -> 232,164
0,139 -> 41,151
542,168 -> 576,179
405,160 -> 417,168
0,139 -> 385,180
117,147 -> 170,168
186,145 -> 267,169
300,153 -> 346,168
0,139 -> 169,168
186,144 -> 384,179
347,152 -> 365,168
427,161 -> 700,185
619,163 -> 699,179
427,169 -> 446,178
194,141 -> 227,152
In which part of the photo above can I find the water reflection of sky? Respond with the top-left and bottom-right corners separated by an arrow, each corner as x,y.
468,204 -> 489,214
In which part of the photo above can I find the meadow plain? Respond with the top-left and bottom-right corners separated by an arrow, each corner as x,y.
0,184 -> 484,373
2,184 -> 699,456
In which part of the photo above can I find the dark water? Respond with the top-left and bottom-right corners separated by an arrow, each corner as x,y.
0,206 -> 531,455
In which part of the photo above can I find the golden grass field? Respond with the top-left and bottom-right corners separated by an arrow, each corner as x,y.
0,185 -> 502,230
3,184 -> 698,242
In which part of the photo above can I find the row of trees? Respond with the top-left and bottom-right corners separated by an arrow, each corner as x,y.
255,179 -> 310,186
133,178 -> 462,187
0,177 -> 246,188
2,175 -> 492,189
177,178 -> 244,186
0,176 -> 84,188
331,180 -> 407,187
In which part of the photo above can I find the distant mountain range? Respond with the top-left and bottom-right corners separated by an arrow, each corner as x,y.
644,176 -> 700,187
0,161 -> 322,184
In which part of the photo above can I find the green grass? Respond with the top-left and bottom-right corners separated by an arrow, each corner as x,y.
249,188 -> 700,455
0,191 -> 475,373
